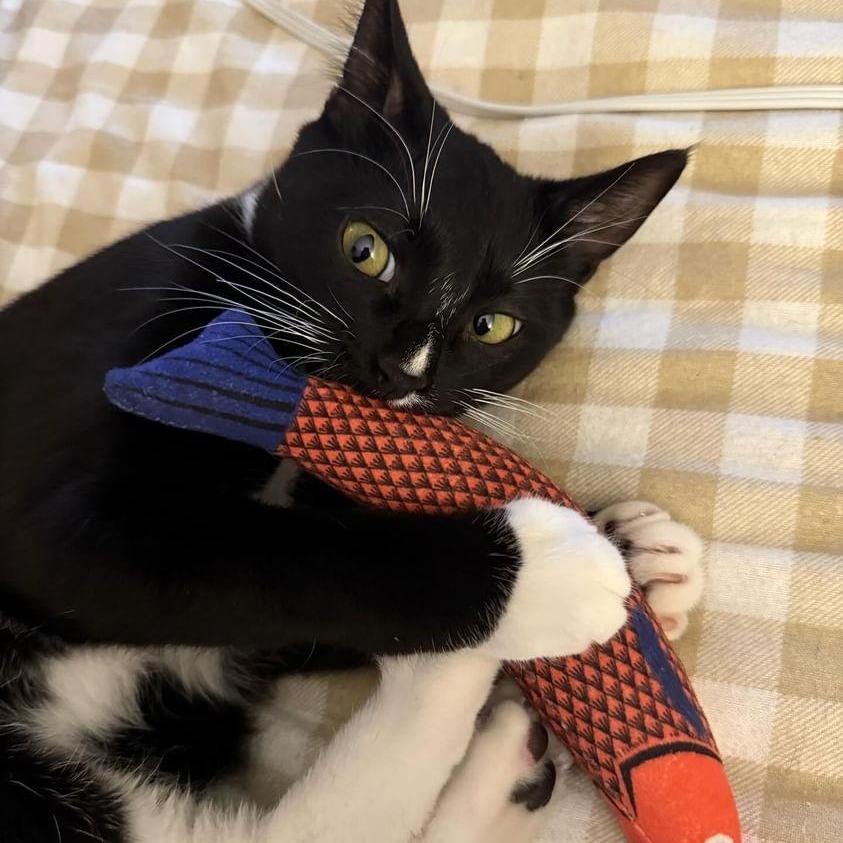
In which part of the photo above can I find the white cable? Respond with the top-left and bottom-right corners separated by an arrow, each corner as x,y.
244,0 -> 843,117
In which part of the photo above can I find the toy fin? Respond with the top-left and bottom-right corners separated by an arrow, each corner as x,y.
103,309 -> 307,451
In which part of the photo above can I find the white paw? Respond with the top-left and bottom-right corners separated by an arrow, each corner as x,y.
485,674 -> 575,772
420,700 -> 555,843
487,499 -> 631,660
592,500 -> 704,640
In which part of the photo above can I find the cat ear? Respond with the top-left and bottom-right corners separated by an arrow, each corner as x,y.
539,149 -> 688,271
328,0 -> 431,123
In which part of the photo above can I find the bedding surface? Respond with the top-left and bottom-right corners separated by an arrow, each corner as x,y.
1,1 -> 840,841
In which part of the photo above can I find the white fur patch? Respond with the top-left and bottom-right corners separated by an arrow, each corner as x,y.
158,647 -> 227,698
402,337 -> 433,377
435,274 -> 467,323
31,648 -> 146,753
114,773 -> 264,843
487,499 -> 631,660
257,458 -> 301,508
388,391 -> 424,409
239,182 -> 265,237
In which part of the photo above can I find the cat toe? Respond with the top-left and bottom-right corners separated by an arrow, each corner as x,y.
593,500 -> 704,640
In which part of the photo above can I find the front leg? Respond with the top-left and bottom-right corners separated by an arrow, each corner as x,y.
11,488 -> 630,662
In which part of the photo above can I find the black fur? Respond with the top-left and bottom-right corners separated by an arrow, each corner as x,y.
0,0 -> 687,837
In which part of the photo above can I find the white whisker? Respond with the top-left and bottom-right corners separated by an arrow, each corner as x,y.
201,227 -> 351,329
514,163 -> 636,271
514,207 -> 551,265
292,148 -> 410,219
217,281 -> 332,345
137,320 -> 309,365
337,204 -> 409,223
152,238 -> 349,343
514,274 -> 589,294
422,121 -> 455,220
419,100 -> 437,220
462,388 -> 554,421
513,214 -> 650,276
165,243 -> 332,329
458,403 -> 525,443
335,84 -> 417,208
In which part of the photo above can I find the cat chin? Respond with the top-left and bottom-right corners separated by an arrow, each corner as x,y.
387,392 -> 425,410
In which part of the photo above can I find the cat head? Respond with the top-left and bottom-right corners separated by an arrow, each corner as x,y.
246,0 -> 686,415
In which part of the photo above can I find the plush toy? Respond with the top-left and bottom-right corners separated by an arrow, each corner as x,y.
105,310 -> 741,843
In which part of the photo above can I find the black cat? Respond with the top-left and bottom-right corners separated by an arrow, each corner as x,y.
0,1 -> 689,840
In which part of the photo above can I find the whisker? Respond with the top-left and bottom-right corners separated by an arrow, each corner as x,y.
458,403 -> 527,443
196,232 -> 351,330
163,243 -> 330,327
137,320 -> 296,365
327,286 -> 353,325
151,238 -> 347,342
210,223 -> 356,334
513,214 -> 650,276
291,148 -> 410,219
335,84 -> 417,208
124,287 -> 313,336
514,163 -> 636,270
514,274 -> 592,296
462,388 -> 555,421
217,280 -> 333,344
337,204 -> 409,223
124,283 -> 333,353
422,121 -> 455,220
206,224 -> 287,275
419,100 -> 437,220
269,350 -> 330,379
514,206 -> 551,265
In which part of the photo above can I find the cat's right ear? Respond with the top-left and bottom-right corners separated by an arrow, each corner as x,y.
324,0 -> 433,127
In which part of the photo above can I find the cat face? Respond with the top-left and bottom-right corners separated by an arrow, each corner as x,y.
246,0 -> 687,416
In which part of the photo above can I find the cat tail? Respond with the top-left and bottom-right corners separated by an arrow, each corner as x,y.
103,309 -> 307,451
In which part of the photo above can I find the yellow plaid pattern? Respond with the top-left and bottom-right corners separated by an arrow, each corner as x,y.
1,1 -> 840,841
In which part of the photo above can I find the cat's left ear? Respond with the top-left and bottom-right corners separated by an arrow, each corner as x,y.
537,149 -> 689,275
326,0 -> 432,125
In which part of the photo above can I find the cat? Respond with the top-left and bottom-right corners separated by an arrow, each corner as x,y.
0,1 -> 704,840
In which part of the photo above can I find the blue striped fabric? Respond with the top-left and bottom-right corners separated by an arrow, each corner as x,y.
103,310 -> 307,452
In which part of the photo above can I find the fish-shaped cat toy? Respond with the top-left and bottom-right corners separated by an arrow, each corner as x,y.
105,310 -> 741,843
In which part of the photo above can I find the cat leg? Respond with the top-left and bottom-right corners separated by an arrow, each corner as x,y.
592,500 -> 704,639
418,698 -> 555,843
260,651 -> 500,843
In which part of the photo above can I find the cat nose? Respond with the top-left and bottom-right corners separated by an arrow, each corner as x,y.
374,353 -> 431,398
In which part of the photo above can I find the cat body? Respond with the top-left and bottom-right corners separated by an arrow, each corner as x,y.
0,1 -> 702,840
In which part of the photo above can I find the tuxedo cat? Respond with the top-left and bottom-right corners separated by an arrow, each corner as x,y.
0,1 -> 704,840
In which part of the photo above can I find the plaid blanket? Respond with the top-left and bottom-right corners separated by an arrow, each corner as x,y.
1,1 -> 841,841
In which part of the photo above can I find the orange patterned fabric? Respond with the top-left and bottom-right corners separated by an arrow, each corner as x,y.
278,378 -> 741,843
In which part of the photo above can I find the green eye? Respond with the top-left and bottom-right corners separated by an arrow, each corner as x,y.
341,221 -> 394,281
470,313 -> 522,344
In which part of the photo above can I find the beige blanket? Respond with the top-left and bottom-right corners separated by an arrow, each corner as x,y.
1,1 -> 841,840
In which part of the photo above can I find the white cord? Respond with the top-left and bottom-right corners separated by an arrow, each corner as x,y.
244,0 -> 843,117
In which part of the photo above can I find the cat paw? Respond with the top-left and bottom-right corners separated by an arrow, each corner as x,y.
486,499 -> 631,660
419,700 -> 555,843
591,500 -> 704,640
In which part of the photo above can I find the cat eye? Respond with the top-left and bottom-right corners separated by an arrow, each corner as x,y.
341,221 -> 395,282
470,313 -> 522,345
